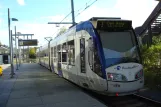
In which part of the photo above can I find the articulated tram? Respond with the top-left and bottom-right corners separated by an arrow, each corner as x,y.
37,17 -> 144,96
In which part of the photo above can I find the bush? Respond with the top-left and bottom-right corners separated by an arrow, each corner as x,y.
29,47 -> 36,59
140,36 -> 161,90
141,44 -> 161,69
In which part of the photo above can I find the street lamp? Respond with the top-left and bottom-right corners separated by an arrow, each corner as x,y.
16,33 -> 21,67
8,8 -> 18,78
13,26 -> 19,70
44,37 -> 52,71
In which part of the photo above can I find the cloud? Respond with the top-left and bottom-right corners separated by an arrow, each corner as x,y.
0,0 -> 159,46
0,19 -> 2,24
11,15 -> 69,46
17,0 -> 25,6
16,23 -> 58,46
113,0 -> 158,27
0,18 -> 4,29
75,0 -> 158,28
0,15 -> 72,46
0,30 -> 9,46
13,0 -> 159,46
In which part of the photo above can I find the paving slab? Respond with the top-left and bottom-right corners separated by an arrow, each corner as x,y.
0,63 -> 106,107
6,97 -> 43,107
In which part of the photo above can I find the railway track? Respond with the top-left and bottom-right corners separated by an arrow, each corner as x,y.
104,95 -> 160,107
81,88 -> 161,107
61,76 -> 161,107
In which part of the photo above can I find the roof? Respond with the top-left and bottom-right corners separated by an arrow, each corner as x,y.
88,17 -> 121,21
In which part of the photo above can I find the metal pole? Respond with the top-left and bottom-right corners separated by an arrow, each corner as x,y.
38,46 -> 41,64
17,37 -> 19,66
15,26 -> 18,70
148,25 -> 152,47
71,0 -> 75,26
48,41 -> 51,71
17,36 -> 21,66
27,35 -> 29,63
19,46 -> 21,66
8,8 -> 11,70
8,8 -> 15,77
23,36 -> 25,62
10,30 -> 15,77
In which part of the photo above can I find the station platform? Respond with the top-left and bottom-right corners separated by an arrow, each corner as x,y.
0,63 -> 106,107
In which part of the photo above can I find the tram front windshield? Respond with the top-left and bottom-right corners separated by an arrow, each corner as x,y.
98,30 -> 140,68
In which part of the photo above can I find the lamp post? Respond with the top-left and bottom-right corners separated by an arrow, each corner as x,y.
11,19 -> 19,69
16,32 -> 21,66
14,26 -> 18,70
10,30 -> 15,77
44,37 -> 52,71
8,8 -> 18,78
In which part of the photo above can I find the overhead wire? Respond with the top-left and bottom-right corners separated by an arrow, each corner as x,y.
74,0 -> 93,16
75,0 -> 98,18
51,12 -> 71,37
59,12 -> 72,24
51,0 -> 98,37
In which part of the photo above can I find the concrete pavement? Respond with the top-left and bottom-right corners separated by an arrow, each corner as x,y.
0,63 -> 106,107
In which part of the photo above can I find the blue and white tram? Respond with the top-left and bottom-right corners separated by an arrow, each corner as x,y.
38,17 -> 144,96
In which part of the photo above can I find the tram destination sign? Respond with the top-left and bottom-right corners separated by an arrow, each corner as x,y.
18,39 -> 38,46
97,20 -> 132,31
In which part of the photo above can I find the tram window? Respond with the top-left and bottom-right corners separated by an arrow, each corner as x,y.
62,52 -> 67,62
94,48 -> 102,76
58,52 -> 61,62
57,45 -> 61,62
67,40 -> 75,65
53,47 -> 56,57
99,31 -> 134,52
62,43 -> 67,63
80,38 -> 86,73
88,48 -> 93,70
51,47 -> 54,58
88,38 -> 102,76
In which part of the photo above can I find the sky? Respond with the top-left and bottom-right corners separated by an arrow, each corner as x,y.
0,0 -> 159,47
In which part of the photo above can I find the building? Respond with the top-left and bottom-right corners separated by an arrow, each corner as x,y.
0,45 -> 10,64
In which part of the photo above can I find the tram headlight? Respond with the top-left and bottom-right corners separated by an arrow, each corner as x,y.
135,70 -> 143,79
107,73 -> 127,81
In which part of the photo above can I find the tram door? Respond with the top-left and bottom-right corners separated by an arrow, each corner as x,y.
80,38 -> 86,74
57,45 -> 63,76
51,47 -> 54,72
78,36 -> 89,88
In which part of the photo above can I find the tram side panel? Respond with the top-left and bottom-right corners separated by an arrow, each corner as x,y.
44,49 -> 50,69
64,34 -> 78,83
78,30 -> 107,92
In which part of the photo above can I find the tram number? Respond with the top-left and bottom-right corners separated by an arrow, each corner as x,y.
111,84 -> 120,87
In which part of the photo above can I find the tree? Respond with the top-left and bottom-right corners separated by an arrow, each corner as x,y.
29,47 -> 36,59
57,26 -> 67,36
